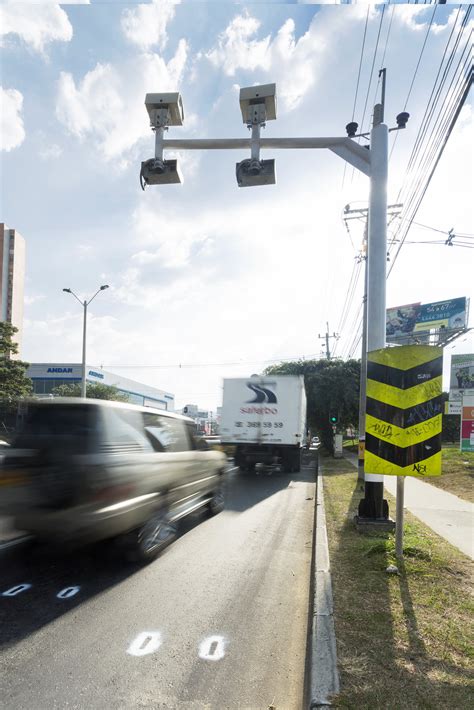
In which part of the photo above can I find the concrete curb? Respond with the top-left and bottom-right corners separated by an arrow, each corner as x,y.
308,467 -> 340,708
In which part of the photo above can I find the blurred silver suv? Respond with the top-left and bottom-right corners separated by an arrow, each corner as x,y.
0,399 -> 227,562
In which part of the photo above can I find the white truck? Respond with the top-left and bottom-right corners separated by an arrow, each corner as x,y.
220,375 -> 307,473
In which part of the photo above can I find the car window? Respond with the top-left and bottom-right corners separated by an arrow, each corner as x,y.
143,413 -> 190,453
105,407 -> 154,452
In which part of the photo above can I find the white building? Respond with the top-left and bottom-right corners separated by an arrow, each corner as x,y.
26,363 -> 174,410
1,223 -> 26,356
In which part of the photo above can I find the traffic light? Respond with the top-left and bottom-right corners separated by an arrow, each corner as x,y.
329,413 -> 338,424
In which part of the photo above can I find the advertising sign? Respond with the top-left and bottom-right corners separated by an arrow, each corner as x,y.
461,394 -> 474,452
386,303 -> 420,342
450,354 -> 474,391
413,297 -> 467,334
386,297 -> 468,343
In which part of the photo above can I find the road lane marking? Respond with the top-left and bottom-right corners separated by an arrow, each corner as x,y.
57,586 -> 80,599
2,583 -> 32,596
127,631 -> 162,657
199,635 -> 226,661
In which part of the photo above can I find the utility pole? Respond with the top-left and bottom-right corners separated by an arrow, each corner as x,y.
318,322 -> 339,360
343,203 -> 402,483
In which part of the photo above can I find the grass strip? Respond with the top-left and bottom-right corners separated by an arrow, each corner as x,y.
321,454 -> 474,709
341,441 -> 474,503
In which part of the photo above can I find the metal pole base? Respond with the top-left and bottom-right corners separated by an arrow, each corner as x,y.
355,481 -> 395,531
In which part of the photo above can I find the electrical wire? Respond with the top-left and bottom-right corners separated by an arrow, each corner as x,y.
342,6 -> 370,191
389,63 -> 473,275
350,7 -> 386,186
101,353 -> 323,370
389,4 -> 438,162
387,7 -> 472,266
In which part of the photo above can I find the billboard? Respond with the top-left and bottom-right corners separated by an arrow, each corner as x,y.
386,297 -> 468,343
386,303 -> 420,341
450,353 -> 474,391
413,297 -> 467,334
461,394 -> 474,452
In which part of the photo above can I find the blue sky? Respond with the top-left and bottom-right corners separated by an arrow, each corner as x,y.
1,1 -> 473,410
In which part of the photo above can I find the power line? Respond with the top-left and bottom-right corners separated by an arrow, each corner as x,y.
350,6 -> 386,186
389,4 -> 438,162
342,7 -> 370,191
101,352 -> 324,370
389,63 -> 473,275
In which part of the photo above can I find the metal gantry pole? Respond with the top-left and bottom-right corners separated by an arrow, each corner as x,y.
361,104 -> 389,519
81,301 -> 87,399
358,233 -> 368,482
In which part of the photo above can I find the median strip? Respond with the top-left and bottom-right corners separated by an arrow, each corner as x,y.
321,453 -> 473,708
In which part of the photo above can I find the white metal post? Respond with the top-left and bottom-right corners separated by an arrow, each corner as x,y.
81,301 -> 87,399
155,127 -> 164,161
364,106 -> 388,517
395,476 -> 405,558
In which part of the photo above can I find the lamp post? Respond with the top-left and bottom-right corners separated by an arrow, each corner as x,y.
140,73 -> 409,523
62,285 -> 109,398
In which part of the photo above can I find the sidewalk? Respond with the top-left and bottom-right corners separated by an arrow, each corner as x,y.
345,452 -> 474,559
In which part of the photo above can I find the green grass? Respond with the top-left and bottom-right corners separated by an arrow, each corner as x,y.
322,458 -> 474,709
340,441 -> 473,502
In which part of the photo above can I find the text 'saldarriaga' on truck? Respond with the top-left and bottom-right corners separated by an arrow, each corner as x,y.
220,375 -> 307,473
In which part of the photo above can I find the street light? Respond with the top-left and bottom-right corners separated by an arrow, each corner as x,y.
140,72 -> 408,523
62,285 -> 109,398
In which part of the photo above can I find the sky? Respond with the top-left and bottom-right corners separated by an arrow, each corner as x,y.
1,1 -> 473,411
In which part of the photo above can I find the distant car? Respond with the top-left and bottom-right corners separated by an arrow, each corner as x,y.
0,398 -> 227,562
311,436 -> 320,448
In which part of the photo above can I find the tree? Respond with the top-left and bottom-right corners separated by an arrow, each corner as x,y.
441,391 -> 460,444
51,382 -> 129,402
0,322 -> 32,433
0,322 -> 32,404
264,358 -> 360,452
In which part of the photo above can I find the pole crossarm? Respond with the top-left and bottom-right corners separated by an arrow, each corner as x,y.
162,136 -> 371,176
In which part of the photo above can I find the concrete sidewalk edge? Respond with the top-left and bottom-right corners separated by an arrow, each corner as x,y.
308,468 -> 340,708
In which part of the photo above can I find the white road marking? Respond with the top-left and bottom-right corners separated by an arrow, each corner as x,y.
57,586 -> 81,599
198,635 -> 226,661
2,583 -> 32,597
127,631 -> 162,657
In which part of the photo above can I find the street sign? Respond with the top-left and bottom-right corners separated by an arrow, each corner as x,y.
365,345 -> 443,477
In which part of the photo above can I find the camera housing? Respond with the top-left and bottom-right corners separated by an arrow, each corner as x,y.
239,84 -> 277,124
236,159 -> 276,187
140,158 -> 182,189
145,93 -> 184,127
396,112 -> 410,129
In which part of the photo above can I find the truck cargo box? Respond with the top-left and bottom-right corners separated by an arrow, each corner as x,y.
220,375 -> 306,447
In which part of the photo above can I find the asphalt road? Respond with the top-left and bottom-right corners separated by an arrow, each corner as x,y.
0,463 -> 316,710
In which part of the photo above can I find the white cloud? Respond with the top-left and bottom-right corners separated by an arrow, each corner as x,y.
206,14 -> 272,75
0,86 -> 25,152
55,41 -> 188,163
205,8 -> 373,111
39,142 -> 62,160
396,5 -> 467,35
0,2 -> 73,54
121,0 -> 179,50
131,212 -> 213,270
